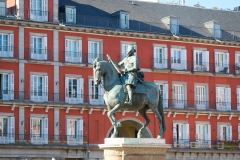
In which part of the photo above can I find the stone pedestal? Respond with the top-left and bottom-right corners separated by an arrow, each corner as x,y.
99,138 -> 170,160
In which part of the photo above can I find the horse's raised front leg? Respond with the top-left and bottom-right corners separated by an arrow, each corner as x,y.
107,103 -> 122,138
137,107 -> 150,138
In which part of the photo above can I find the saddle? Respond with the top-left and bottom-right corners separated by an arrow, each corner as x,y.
123,80 -> 147,94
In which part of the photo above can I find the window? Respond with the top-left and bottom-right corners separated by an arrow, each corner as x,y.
193,50 -> 209,72
120,13 -> 129,29
30,75 -> 48,102
67,118 -> 83,145
30,117 -> 48,144
30,0 -> 48,22
235,53 -> 240,74
237,88 -> 240,111
218,124 -> 232,141
89,79 -> 104,105
65,77 -> 83,104
65,39 -> 82,63
0,73 -> 14,100
173,84 -> 184,108
216,86 -> 231,111
0,116 -> 14,144
214,24 -> 221,39
30,36 -> 47,60
0,2 -> 6,16
215,52 -> 229,73
88,41 -> 101,64
153,46 -> 167,69
0,33 -> 13,58
171,48 -> 186,70
156,83 -> 168,108
121,43 -> 136,60
195,86 -> 207,110
195,123 -> 211,148
173,122 -> 189,148
238,125 -> 240,140
170,19 -> 179,34
66,7 -> 76,23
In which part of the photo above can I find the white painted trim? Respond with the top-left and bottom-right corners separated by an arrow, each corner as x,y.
0,69 -> 14,74
30,72 -> 48,76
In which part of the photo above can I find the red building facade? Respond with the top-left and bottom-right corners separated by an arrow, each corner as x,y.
0,0 -> 240,159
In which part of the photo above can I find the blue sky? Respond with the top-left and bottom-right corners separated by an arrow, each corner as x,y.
141,0 -> 239,10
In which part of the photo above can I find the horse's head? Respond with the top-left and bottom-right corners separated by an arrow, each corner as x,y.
93,57 -> 103,86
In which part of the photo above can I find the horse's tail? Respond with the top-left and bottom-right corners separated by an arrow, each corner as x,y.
158,91 -> 166,132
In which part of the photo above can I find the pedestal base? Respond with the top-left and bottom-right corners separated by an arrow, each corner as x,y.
99,138 -> 171,160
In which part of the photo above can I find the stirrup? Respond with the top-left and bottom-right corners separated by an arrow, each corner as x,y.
124,101 -> 132,105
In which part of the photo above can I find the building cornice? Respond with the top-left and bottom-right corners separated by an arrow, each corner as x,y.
1,18 -> 240,48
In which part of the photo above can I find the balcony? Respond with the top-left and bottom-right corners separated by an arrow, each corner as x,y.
28,48 -> 53,61
0,46 -> 18,59
28,9 -> 49,22
0,134 -> 87,146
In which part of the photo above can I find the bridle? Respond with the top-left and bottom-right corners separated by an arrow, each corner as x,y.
94,63 -> 104,89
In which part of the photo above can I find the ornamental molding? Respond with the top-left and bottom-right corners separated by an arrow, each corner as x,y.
104,147 -> 168,155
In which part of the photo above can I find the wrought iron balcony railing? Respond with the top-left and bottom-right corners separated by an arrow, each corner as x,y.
28,48 -> 53,61
28,9 -> 49,22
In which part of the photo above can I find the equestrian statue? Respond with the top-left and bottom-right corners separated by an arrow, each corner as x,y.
93,48 -> 166,138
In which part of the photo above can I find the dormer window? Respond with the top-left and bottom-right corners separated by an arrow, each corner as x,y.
120,13 -> 129,29
0,1 -> 6,16
66,6 -> 76,23
170,18 -> 179,34
214,24 -> 221,39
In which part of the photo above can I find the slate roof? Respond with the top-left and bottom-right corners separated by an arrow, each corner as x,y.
58,0 -> 240,41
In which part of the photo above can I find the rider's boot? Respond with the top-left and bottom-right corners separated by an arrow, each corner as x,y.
125,85 -> 133,105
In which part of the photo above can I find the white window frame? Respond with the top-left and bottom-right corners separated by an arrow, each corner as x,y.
0,116 -> 14,144
214,24 -> 221,39
216,86 -> 231,111
65,38 -> 82,63
30,0 -> 48,22
218,123 -> 232,141
121,42 -> 137,61
173,83 -> 185,108
88,78 -> 104,105
195,85 -> 207,110
214,51 -> 229,73
171,48 -> 186,70
173,122 -> 189,148
30,74 -> 48,102
170,18 -> 179,35
30,35 -> 47,60
120,13 -> 129,29
193,50 -> 209,72
30,116 -> 48,144
0,2 -> 6,16
0,72 -> 14,100
66,117 -> 83,145
88,40 -> 102,64
0,33 -> 13,58
195,122 -> 211,148
235,52 -> 240,74
65,76 -> 84,104
155,81 -> 168,108
237,87 -> 240,111
153,45 -> 167,69
66,6 -> 76,23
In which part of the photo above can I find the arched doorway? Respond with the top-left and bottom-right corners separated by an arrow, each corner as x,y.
106,118 -> 153,138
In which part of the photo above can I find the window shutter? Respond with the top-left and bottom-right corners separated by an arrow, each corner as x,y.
78,39 -> 82,63
237,88 -> 240,108
164,47 -> 168,68
43,118 -> 48,143
88,79 -> 93,103
238,126 -> 240,140
79,78 -> 84,103
67,119 -> 70,143
88,41 -> 92,63
126,14 -> 129,28
65,77 -> 69,103
154,47 -> 157,67
224,53 -> 229,70
229,125 -> 232,140
193,50 -> 197,67
9,34 -> 13,57
183,123 -> 189,140
30,36 -> 34,57
99,79 -> 104,104
43,0 -> 48,21
73,8 -> 76,23
215,52 -> 218,72
121,44 -> 126,60
44,76 -> 48,102
30,118 -> 33,139
173,123 -> 177,147
30,75 -> 34,101
65,39 -> 69,62
163,83 -> 168,108
219,125 -> 223,140
181,49 -> 186,70
204,51 -> 209,71
9,73 -> 14,100
216,87 -> 219,105
225,88 -> 231,110
30,0 -> 33,11
76,78 -> 81,104
43,37 -> 47,60
8,117 -> 15,143
96,42 -> 101,59
207,124 -> 211,147
196,123 -> 199,141
78,119 -> 83,144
